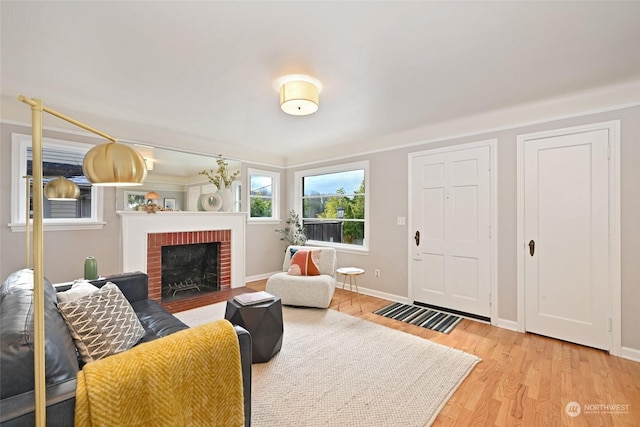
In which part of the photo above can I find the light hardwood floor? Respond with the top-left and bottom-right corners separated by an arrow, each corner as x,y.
241,279 -> 640,426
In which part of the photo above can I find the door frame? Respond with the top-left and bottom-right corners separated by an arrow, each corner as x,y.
516,120 -> 621,355
408,139 -> 498,324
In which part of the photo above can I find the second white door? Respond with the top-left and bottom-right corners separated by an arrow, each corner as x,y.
522,128 -> 610,350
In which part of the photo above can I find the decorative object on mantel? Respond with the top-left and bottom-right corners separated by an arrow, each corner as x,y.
138,191 -> 163,213
220,187 -> 234,212
198,192 -> 223,212
199,155 -> 240,189
145,191 -> 160,202
163,198 -> 176,210
199,155 -> 240,212
139,203 -> 164,214
276,210 -> 307,246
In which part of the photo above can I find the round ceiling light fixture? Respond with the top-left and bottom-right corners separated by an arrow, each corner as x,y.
275,74 -> 323,116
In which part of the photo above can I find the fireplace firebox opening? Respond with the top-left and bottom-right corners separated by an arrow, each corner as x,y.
161,242 -> 220,302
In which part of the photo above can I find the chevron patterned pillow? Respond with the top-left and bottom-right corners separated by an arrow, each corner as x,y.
58,282 -> 145,363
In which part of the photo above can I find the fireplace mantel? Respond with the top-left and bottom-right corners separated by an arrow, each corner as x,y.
118,211 -> 246,288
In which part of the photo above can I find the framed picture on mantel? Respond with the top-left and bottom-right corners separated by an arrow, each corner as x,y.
124,191 -> 147,211
164,198 -> 176,210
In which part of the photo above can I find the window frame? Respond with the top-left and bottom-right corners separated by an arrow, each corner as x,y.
294,160 -> 369,252
247,168 -> 279,223
9,133 -> 105,232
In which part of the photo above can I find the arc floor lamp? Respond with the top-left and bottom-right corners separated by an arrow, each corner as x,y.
18,95 -> 147,426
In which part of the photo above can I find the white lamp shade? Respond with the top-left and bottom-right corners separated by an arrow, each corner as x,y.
280,80 -> 319,116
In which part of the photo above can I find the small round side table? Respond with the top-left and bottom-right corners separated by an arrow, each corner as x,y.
336,267 -> 364,312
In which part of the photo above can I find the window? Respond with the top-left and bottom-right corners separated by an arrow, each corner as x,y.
248,168 -> 279,221
295,161 -> 368,250
10,133 -> 105,231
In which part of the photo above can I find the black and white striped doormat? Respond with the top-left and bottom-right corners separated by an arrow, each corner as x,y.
374,302 -> 462,334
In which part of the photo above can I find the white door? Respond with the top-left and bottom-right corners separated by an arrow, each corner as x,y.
523,129 -> 610,350
411,145 -> 491,317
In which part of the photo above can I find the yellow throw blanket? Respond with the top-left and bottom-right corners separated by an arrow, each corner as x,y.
75,319 -> 244,427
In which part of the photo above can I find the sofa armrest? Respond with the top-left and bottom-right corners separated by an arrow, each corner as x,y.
0,378 -> 76,426
234,325 -> 252,427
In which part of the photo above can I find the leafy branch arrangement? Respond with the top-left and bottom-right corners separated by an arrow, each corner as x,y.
199,155 -> 240,189
275,210 -> 307,246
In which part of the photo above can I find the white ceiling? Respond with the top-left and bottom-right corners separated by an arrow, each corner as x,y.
2,1 -> 640,167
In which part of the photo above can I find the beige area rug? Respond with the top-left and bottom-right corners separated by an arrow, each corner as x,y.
175,303 -> 481,427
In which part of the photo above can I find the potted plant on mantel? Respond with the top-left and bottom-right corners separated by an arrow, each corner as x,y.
199,155 -> 240,212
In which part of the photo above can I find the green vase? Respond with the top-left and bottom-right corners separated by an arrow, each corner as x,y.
84,256 -> 98,280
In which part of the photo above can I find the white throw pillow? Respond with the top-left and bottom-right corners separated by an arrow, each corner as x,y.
56,280 -> 99,303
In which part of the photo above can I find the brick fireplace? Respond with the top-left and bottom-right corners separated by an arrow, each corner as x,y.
118,211 -> 246,314
147,230 -> 231,313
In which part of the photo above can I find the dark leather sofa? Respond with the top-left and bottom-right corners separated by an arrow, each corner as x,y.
0,269 -> 252,426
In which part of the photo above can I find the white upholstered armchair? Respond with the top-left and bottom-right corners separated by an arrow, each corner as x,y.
265,246 -> 337,308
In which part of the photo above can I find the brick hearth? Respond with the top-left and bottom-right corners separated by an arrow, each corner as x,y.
147,230 -> 231,313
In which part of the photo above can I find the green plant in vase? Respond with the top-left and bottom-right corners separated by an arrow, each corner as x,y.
199,155 -> 240,211
276,210 -> 307,246
199,155 -> 240,190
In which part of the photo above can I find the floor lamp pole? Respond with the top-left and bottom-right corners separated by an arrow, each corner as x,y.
19,94 -> 140,426
25,177 -> 32,269
23,98 -> 47,427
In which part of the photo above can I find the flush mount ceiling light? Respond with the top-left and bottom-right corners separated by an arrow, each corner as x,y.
275,74 -> 323,116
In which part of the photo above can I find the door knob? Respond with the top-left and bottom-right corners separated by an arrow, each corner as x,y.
414,230 -> 420,246
529,240 -> 535,256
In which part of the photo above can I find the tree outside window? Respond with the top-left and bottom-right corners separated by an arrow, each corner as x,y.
248,168 -> 279,221
300,166 -> 366,247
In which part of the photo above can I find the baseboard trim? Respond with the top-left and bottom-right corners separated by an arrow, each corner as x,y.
337,284 -> 411,305
495,318 -> 519,331
245,272 -> 279,283
620,346 -> 640,363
